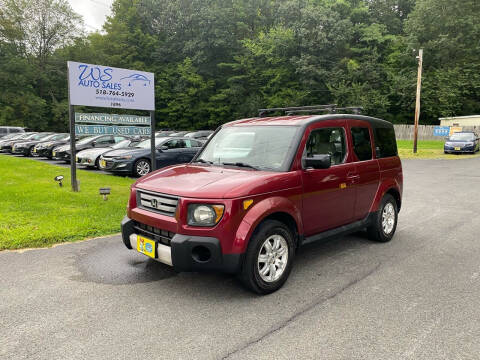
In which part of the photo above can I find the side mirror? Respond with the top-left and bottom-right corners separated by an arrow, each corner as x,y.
160,145 -> 169,151
304,154 -> 331,169
91,141 -> 97,147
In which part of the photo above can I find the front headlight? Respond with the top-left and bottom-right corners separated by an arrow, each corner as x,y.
187,204 -> 224,226
114,155 -> 133,160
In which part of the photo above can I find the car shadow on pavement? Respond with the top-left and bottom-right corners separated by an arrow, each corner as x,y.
72,231 -> 376,298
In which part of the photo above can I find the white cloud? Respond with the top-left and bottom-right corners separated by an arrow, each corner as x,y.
68,0 -> 113,32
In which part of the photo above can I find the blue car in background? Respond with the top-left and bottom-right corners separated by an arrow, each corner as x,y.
444,132 -> 479,154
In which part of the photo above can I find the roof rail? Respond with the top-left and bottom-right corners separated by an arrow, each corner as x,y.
258,105 -> 336,117
258,105 -> 363,117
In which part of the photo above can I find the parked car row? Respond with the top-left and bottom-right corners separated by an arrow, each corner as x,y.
0,129 -> 213,177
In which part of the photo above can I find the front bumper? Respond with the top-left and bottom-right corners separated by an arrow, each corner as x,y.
444,145 -> 475,153
11,146 -> 27,155
52,151 -> 71,161
99,158 -> 134,173
121,216 -> 242,273
76,156 -> 95,166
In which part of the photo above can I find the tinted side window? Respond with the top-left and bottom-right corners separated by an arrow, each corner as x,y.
0,128 -> 7,134
351,127 -> 372,161
306,128 -> 346,166
96,136 -> 112,145
374,127 -> 398,158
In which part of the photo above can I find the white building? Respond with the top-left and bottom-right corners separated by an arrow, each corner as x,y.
439,115 -> 480,127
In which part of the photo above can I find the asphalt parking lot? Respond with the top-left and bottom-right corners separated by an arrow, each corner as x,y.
1,157 -> 480,360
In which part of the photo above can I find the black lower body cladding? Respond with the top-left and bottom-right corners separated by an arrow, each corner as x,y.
121,216 -> 242,274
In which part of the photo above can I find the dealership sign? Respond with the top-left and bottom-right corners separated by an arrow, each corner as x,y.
68,61 -> 155,111
75,113 -> 150,125
75,124 -> 151,136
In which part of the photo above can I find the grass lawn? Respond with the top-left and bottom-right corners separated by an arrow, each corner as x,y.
397,140 -> 480,159
0,155 -> 134,250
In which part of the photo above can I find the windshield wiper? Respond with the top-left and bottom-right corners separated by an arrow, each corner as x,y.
221,162 -> 259,170
193,158 -> 213,164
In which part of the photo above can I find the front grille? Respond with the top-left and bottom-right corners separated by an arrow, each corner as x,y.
137,190 -> 178,216
133,221 -> 175,246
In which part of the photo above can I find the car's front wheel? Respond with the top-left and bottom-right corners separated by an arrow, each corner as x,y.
367,193 -> 398,242
134,159 -> 151,177
240,220 -> 295,294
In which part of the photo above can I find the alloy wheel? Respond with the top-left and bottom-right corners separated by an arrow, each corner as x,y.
257,234 -> 288,282
136,161 -> 150,176
382,202 -> 396,235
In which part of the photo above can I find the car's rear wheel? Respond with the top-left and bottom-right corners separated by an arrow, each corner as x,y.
367,193 -> 398,242
239,220 -> 295,294
28,146 -> 35,157
134,159 -> 151,177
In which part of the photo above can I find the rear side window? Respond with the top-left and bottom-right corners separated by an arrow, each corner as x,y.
374,127 -> 398,158
351,127 -> 372,161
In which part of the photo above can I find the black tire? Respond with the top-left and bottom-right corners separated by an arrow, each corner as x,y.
239,220 -> 295,295
28,146 -> 35,157
133,158 -> 151,177
367,194 -> 398,242
94,156 -> 100,169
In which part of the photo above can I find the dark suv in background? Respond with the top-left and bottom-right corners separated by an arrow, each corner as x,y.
121,108 -> 403,294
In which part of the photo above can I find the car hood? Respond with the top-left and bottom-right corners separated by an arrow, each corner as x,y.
103,148 -> 148,158
135,164 -> 301,199
77,147 -> 111,157
55,145 -> 70,152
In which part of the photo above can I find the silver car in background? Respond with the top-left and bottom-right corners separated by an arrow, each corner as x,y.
76,138 -> 144,169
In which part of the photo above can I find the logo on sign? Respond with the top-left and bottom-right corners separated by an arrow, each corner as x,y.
120,74 -> 151,87
77,64 -> 122,90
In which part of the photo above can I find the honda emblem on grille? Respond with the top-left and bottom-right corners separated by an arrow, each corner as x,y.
150,198 -> 158,208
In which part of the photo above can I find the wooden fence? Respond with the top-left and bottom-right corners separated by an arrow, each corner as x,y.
393,125 -> 479,141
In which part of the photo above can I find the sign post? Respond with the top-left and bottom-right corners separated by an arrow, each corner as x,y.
67,61 -> 155,191
150,110 -> 156,171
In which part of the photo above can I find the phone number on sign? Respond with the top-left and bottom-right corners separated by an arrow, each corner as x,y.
95,89 -> 135,97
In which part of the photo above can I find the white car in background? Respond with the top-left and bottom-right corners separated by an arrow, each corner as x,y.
76,138 -> 144,169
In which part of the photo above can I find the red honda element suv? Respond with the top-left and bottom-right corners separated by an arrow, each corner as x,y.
122,112 -> 403,294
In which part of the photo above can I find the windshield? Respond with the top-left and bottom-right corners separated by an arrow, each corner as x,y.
41,134 -> 58,141
31,133 -> 51,141
112,140 -> 131,149
51,134 -> 68,141
76,136 -> 97,145
2,133 -> 20,140
136,137 -> 167,149
196,126 -> 299,171
449,133 -> 475,141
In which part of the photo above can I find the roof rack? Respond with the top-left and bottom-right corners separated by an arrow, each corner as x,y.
258,104 -> 363,117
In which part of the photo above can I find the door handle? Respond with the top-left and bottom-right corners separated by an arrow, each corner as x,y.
347,174 -> 360,183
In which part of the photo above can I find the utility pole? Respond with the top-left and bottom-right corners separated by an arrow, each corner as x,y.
413,49 -> 423,154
